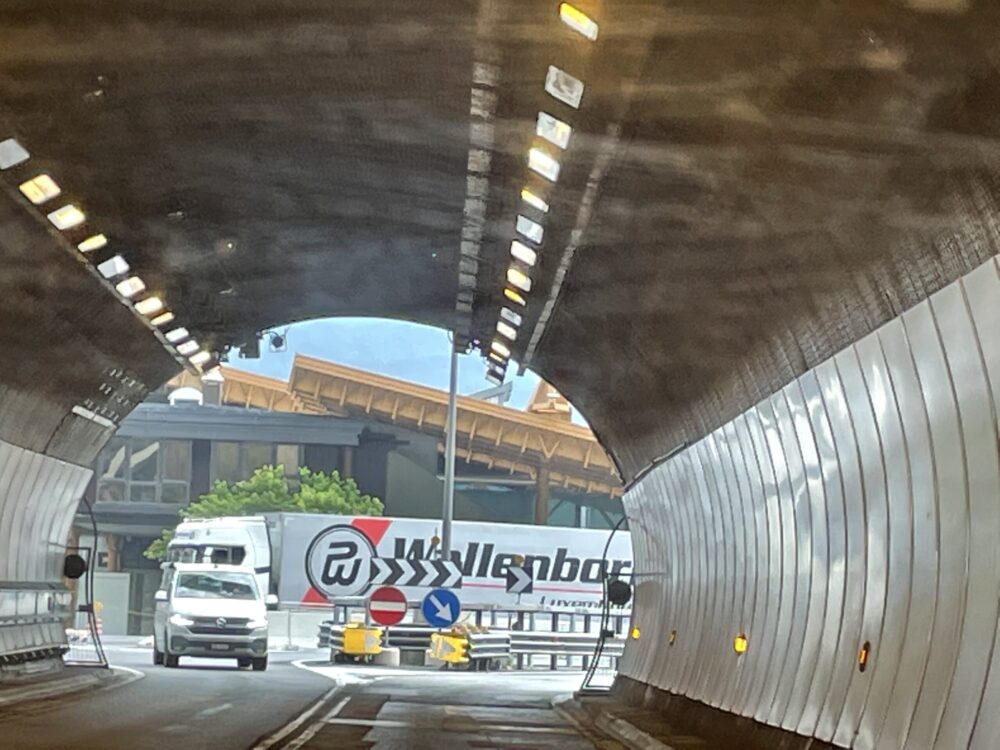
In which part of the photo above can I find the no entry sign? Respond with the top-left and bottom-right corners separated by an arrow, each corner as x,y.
368,585 -> 407,626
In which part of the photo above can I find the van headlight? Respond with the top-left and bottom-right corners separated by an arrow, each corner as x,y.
169,613 -> 195,628
247,618 -> 268,630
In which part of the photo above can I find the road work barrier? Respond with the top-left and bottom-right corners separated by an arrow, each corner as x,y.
319,601 -> 626,672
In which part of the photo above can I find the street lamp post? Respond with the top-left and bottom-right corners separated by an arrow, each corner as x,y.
441,343 -> 458,559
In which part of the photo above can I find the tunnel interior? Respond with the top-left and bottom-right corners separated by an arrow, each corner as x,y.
0,2 -> 999,749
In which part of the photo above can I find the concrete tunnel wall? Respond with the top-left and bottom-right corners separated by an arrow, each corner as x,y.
618,256 -> 1000,749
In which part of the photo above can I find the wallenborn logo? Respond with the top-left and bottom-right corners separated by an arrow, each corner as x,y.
305,524 -> 377,599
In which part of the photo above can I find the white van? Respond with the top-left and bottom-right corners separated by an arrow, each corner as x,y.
166,517 -> 272,598
153,563 -> 277,671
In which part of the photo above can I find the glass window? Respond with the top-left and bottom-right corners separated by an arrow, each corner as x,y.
97,481 -> 125,503
212,442 -> 241,483
162,441 -> 191,480
129,439 -> 160,482
99,438 -> 128,480
161,482 -> 189,505
174,572 -> 258,600
243,443 -> 273,474
276,444 -> 300,474
95,438 -> 192,505
130,484 -> 157,503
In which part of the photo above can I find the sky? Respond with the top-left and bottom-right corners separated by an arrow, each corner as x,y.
226,318 -> 565,416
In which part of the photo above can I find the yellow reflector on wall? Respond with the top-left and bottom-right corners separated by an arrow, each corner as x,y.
858,641 -> 871,672
734,634 -> 748,655
630,627 -> 641,640
559,3 -> 599,41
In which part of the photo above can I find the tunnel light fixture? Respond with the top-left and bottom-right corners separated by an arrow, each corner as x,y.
134,296 -> 164,317
496,320 -> 518,341
491,339 -> 511,359
734,634 -> 748,655
19,174 -> 61,205
151,311 -> 175,327
189,351 -> 212,367
485,371 -> 504,386
510,240 -> 538,267
97,255 -> 129,279
545,65 -> 584,109
488,350 -> 506,365
47,204 -> 86,230
559,4 -> 599,41
165,327 -> 189,344
77,234 -> 108,253
516,215 -> 544,245
115,276 -> 146,299
528,148 -> 560,182
520,188 -> 549,213
500,307 -> 522,326
0,138 -> 30,170
536,112 -> 572,150
176,340 -> 199,356
507,265 -> 532,292
504,287 -> 527,306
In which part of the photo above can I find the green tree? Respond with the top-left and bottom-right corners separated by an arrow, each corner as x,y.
143,465 -> 382,560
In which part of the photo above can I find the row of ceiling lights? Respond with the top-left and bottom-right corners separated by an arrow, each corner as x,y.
0,138 -> 216,374
485,3 -> 598,386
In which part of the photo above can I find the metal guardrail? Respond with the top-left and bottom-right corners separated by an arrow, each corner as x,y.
320,621 -> 623,671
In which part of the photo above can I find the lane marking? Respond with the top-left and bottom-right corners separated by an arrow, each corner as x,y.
197,702 -> 233,718
324,717 -> 577,735
250,687 -> 341,750
283,697 -> 350,750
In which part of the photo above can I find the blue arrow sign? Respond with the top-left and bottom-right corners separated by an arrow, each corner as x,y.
421,588 -> 461,628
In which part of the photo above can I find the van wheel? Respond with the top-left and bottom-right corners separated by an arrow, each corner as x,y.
251,656 -> 268,672
164,647 -> 180,668
237,658 -> 251,669
153,646 -> 164,665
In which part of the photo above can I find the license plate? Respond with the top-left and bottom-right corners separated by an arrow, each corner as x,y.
210,643 -> 230,651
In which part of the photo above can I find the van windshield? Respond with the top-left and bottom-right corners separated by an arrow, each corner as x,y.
174,572 -> 258,600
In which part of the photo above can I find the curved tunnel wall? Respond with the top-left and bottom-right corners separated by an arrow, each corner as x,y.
0,441 -> 90,662
619,256 -> 999,750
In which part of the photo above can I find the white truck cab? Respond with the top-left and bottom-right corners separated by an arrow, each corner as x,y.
153,563 -> 278,671
166,517 -> 272,599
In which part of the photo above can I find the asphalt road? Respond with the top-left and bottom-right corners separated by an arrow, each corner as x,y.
0,639 -> 333,750
0,640 -> 597,749
260,662 -> 596,749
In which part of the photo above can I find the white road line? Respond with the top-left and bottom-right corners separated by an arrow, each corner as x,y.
250,686 -> 341,750
197,702 -> 233,718
283,697 -> 350,750
325,717 -> 576,735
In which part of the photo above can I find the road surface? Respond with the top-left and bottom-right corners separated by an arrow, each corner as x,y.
0,638 -> 597,749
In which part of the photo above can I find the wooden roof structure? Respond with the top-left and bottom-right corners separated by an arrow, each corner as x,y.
171,355 -> 622,497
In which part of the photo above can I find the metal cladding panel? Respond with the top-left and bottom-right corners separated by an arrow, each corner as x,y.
930,280 -> 1000,749
619,256 -> 999,748
0,440 -> 91,582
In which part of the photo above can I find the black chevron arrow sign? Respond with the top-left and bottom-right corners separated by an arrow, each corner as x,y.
369,558 -> 462,588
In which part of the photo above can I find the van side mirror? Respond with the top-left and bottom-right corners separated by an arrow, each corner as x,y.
154,590 -> 169,603
265,594 -> 279,610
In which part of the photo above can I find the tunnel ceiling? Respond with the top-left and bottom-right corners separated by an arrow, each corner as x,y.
2,1 -> 999,480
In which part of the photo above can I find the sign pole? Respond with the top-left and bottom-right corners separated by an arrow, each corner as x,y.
442,343 -> 458,559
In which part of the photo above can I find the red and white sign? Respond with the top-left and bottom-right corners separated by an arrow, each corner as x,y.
368,585 -> 407,626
